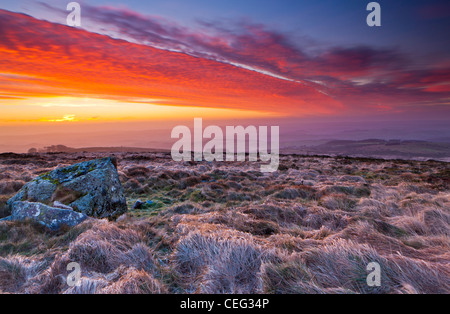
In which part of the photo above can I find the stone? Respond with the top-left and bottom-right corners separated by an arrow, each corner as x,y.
11,201 -> 87,230
0,216 -> 11,222
132,199 -> 144,209
7,157 -> 127,219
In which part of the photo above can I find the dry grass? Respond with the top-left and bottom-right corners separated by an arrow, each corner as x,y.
173,232 -> 264,293
0,152 -> 448,294
99,267 -> 167,294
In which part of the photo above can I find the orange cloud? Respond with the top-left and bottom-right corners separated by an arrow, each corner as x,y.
0,10 -> 343,120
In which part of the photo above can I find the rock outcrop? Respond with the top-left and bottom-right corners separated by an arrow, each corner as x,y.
7,157 -> 127,220
10,201 -> 87,230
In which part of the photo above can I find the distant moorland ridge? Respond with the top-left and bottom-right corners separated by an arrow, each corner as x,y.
29,139 -> 450,162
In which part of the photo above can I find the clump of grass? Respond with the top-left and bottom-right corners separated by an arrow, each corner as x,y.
0,219 -> 93,257
385,254 -> 449,294
202,209 -> 279,236
301,238 -> 449,294
0,195 -> 11,218
64,277 -> 108,294
274,188 -> 301,200
372,219 -> 408,238
320,194 -> 357,211
189,189 -> 207,203
66,222 -> 145,273
261,254 -> 352,294
301,207 -> 349,232
421,208 -> 450,236
320,185 -> 371,198
99,267 -> 167,294
389,216 -> 427,236
0,257 -> 27,292
273,186 -> 316,200
123,179 -> 146,195
0,256 -> 46,293
173,232 -> 264,293
35,220 -> 167,294
180,176 -> 201,188
168,202 -> 203,215
301,239 -> 395,293
242,204 -> 307,227
125,166 -> 151,178
0,180 -> 25,195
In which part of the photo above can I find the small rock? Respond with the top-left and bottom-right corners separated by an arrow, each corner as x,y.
11,201 -> 87,230
132,199 -> 144,209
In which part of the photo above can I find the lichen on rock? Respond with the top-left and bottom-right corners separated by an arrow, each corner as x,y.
7,157 -> 127,220
10,201 -> 88,230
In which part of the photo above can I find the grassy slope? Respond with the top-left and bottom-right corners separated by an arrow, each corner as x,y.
0,152 -> 448,294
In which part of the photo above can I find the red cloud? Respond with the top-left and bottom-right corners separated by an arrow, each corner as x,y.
49,3 -> 450,110
0,9 -> 345,116
0,7 -> 449,118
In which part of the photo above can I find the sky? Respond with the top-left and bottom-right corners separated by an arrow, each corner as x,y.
0,0 -> 449,152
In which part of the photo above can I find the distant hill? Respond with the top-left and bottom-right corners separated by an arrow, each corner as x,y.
29,140 -> 450,162
284,139 -> 450,161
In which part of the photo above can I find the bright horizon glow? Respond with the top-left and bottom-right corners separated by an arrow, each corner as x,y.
0,96 -> 280,124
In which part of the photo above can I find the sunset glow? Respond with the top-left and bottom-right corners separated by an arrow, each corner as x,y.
0,0 -> 448,152
1,96 -> 277,123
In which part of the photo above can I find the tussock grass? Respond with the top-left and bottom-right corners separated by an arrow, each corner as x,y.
99,267 -> 167,294
0,180 -> 25,196
302,239 -> 394,293
173,233 -> 264,293
0,153 -> 448,294
0,256 -> 46,293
